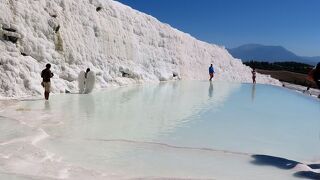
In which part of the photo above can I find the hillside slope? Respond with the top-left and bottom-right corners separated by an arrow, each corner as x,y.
228,44 -> 319,65
0,0 -> 279,97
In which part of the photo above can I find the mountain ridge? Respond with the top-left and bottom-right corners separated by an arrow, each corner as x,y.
228,44 -> 319,65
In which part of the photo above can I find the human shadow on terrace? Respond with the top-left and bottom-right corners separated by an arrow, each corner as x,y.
251,154 -> 300,169
294,171 -> 320,180
251,155 -> 320,179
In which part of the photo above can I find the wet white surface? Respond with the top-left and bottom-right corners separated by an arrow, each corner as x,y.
0,81 -> 319,179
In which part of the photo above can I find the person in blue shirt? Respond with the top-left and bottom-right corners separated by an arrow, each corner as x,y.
209,64 -> 215,81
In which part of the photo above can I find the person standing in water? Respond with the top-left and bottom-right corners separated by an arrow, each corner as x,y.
309,63 -> 320,89
252,68 -> 257,84
41,64 -> 54,100
209,64 -> 215,81
308,62 -> 320,97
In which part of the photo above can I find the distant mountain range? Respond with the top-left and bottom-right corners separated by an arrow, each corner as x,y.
228,44 -> 319,66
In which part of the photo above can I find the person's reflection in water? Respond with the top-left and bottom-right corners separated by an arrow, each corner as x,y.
209,81 -> 213,98
44,101 -> 51,111
251,84 -> 256,102
80,94 -> 95,119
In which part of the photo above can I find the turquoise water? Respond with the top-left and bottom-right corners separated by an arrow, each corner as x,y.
0,81 -> 319,179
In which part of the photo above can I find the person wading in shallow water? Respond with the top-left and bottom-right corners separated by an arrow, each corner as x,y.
41,64 -> 54,100
252,68 -> 257,84
308,62 -> 320,98
209,64 -> 215,81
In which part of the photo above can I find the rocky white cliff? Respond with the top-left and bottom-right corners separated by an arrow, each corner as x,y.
0,0 -> 280,98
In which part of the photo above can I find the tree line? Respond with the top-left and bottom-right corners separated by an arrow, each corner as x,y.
244,61 -> 313,74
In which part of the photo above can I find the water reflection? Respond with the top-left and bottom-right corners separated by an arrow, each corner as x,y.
79,94 -> 95,119
2,82 -> 320,180
208,81 -> 213,98
251,84 -> 256,102
38,81 -> 240,141
44,101 -> 51,111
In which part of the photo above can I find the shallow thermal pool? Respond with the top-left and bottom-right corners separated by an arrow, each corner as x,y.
0,81 -> 319,180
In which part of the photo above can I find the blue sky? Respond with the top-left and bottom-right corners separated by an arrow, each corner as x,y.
116,0 -> 320,56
